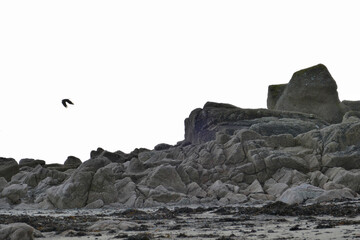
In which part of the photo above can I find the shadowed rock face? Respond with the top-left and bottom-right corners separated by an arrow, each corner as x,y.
0,158 -> 19,182
267,84 -> 287,110
184,102 -> 327,145
342,100 -> 360,112
270,64 -> 349,123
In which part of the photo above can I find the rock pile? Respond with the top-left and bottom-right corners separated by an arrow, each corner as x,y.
1,64 -> 360,210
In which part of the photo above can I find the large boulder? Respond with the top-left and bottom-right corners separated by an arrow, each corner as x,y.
278,183 -> 325,205
141,164 -> 186,193
0,223 -> 35,240
115,177 -> 137,205
87,163 -> 118,204
272,64 -> 349,123
46,157 -> 111,209
208,180 -> 232,199
310,188 -> 357,204
1,184 -> 28,204
64,156 -> 82,168
0,157 -> 19,181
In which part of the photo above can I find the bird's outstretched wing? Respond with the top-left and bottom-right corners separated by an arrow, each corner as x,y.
62,99 -> 74,108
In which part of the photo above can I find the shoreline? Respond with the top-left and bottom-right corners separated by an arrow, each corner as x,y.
2,201 -> 360,239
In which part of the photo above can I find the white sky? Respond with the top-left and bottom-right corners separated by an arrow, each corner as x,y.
1,0 -> 360,164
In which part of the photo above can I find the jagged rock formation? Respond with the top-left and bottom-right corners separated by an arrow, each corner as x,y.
1,64 -> 360,209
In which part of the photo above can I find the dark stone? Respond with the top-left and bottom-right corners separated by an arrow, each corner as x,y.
44,163 -> 74,172
154,143 -> 172,151
267,84 -> 287,110
125,148 -> 150,160
0,157 -> 19,181
19,158 -> 46,168
90,147 -> 105,159
203,102 -> 238,109
184,101 -> 327,144
342,100 -> 360,112
90,148 -> 124,163
64,156 -> 82,167
343,111 -> 360,121
91,147 -> 150,163
289,224 -> 303,231
273,64 -> 349,123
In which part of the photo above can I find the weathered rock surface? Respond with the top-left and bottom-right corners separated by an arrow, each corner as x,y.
0,158 -> 19,181
64,156 -> 82,168
1,184 -> 28,204
342,100 -> 360,112
2,64 -> 360,210
271,64 -> 349,123
278,183 -> 325,204
267,84 -> 287,110
0,177 -> 7,193
46,157 -> 111,209
0,223 -> 35,240
19,159 -> 45,168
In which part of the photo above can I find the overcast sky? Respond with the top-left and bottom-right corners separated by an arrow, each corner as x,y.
1,1 -> 360,164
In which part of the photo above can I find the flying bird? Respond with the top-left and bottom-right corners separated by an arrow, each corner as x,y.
62,99 -> 74,108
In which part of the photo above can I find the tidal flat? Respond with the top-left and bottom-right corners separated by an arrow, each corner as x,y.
2,201 -> 360,239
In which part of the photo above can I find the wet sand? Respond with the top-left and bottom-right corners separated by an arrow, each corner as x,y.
2,201 -> 360,239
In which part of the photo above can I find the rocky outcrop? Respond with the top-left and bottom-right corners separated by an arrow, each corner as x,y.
269,64 -> 349,123
2,64 -> 360,209
184,102 -> 327,145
